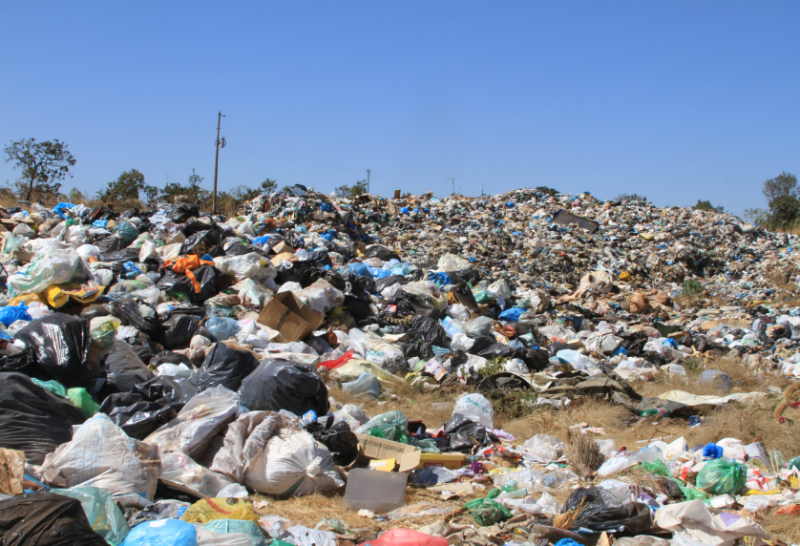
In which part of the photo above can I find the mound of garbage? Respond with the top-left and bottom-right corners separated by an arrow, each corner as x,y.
0,186 -> 798,545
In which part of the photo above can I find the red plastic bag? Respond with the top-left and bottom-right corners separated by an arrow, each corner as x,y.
364,528 -> 448,546
318,351 -> 355,371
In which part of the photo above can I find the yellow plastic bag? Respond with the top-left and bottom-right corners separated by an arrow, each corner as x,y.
43,284 -> 104,308
180,497 -> 260,525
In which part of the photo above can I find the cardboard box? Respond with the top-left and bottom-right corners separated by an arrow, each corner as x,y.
417,452 -> 468,470
257,292 -> 324,342
354,433 -> 421,473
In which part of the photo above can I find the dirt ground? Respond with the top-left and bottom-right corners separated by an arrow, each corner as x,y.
253,358 -> 800,542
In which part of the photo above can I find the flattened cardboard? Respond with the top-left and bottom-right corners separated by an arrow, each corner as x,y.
417,452 -> 467,470
257,291 -> 324,342
354,433 -> 421,473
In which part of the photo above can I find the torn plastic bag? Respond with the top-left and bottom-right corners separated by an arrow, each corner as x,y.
159,451 -> 237,499
562,487 -> 652,533
179,265 -> 232,305
213,253 -> 276,282
169,203 -> 200,223
161,314 -> 200,350
191,343 -> 259,392
444,414 -> 491,452
453,393 -> 494,429
99,392 -> 176,440
239,359 -> 330,416
182,230 -> 223,257
7,248 -> 81,297
206,316 -> 241,342
104,340 -> 154,393
0,372 -> 86,464
0,350 -> 36,376
15,313 -> 91,385
52,486 -> 130,546
305,419 -> 359,466
144,385 -> 239,460
136,375 -> 198,410
210,411 -> 343,497
0,492 -> 108,546
42,414 -> 161,504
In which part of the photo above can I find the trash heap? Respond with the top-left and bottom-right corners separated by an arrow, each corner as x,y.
0,186 -> 798,545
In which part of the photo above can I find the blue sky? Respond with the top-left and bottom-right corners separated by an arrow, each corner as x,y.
1,2 -> 798,217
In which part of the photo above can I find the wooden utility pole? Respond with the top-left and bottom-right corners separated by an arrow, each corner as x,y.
212,112 -> 224,214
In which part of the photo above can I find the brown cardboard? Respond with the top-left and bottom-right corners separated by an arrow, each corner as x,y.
417,452 -> 467,470
354,433 -> 421,473
256,291 -> 324,342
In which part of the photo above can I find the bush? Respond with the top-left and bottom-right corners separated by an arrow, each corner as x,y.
681,279 -> 704,298
616,193 -> 650,204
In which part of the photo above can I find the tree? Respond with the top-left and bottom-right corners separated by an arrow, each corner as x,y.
334,179 -> 368,199
694,199 -> 724,213
261,178 -> 278,193
4,138 -> 76,201
535,186 -> 559,196
615,193 -> 649,204
762,171 -> 797,204
747,172 -> 800,229
67,188 -> 86,203
97,169 -> 157,204
161,169 -> 210,204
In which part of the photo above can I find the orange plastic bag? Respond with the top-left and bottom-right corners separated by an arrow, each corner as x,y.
162,255 -> 214,293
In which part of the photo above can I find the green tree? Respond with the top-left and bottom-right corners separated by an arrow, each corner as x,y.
762,171 -> 797,203
615,193 -> 650,204
261,178 -> 278,193
4,138 -> 76,201
693,199 -> 724,213
67,187 -> 86,203
535,186 -> 559,196
747,172 -> 800,229
334,179 -> 368,199
97,169 -> 157,204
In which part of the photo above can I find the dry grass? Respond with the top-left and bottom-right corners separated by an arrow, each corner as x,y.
564,430 -> 604,478
759,509 -> 800,543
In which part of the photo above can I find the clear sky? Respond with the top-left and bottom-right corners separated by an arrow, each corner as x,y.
1,2 -> 798,217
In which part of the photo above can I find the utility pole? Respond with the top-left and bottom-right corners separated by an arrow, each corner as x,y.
366,169 -> 371,194
212,112 -> 225,214
447,177 -> 459,195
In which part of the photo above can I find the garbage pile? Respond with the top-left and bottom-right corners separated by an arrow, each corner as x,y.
0,186 -> 798,545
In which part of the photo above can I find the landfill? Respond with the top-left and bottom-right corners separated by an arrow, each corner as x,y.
0,186 -> 799,546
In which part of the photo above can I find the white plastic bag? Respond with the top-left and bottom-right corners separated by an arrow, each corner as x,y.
214,253 -> 277,281
159,451 -> 236,498
8,248 -> 81,296
452,393 -> 494,429
523,434 -> 565,463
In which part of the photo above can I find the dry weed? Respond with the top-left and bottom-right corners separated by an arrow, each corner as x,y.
565,430 -> 604,478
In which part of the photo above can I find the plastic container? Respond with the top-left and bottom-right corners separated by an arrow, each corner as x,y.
342,469 -> 408,513
342,372 -> 381,398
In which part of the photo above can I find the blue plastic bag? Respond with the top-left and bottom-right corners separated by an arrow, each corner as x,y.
0,303 -> 31,326
342,263 -> 373,278
206,316 -> 241,341
252,235 -> 272,246
427,271 -> 453,286
53,202 -> 76,219
703,443 -> 723,459
121,519 -> 197,546
93,219 -> 109,228
498,307 -> 525,322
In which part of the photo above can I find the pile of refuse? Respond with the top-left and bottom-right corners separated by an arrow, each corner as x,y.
0,186 -> 798,546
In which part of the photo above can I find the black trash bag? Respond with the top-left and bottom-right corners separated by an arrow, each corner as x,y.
408,315 -> 451,347
0,492 -> 108,546
150,351 -> 194,369
405,293 -> 442,319
374,275 -> 409,293
135,375 -> 198,410
182,229 -> 223,256
0,350 -> 37,377
15,314 -> 91,385
160,314 -> 200,350
128,339 -> 164,364
347,273 -> 376,298
343,296 -> 375,325
364,245 -> 400,261
162,305 -> 207,319
305,419 -> 359,466
108,300 -> 159,339
523,348 -> 550,371
382,357 -> 410,376
467,336 -> 499,355
169,203 -> 200,223
444,414 -> 491,452
307,250 -> 333,267
80,303 -> 111,321
99,392 -> 175,440
167,265 -> 232,305
191,342 -> 259,392
320,269 -> 347,291
239,359 -> 329,416
98,248 -> 140,264
450,283 -> 479,311
0,372 -> 85,464
94,234 -> 123,253
476,343 -> 518,360
562,487 -> 653,534
103,340 -> 154,393
275,261 -> 322,287
286,183 -> 308,197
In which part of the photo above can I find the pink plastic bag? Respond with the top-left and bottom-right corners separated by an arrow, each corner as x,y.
364,528 -> 448,546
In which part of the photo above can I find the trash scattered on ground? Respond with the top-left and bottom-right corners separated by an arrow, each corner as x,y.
0,187 -> 799,543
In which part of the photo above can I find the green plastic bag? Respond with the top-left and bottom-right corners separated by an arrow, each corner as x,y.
53,486 -> 130,546
32,378 -> 67,398
641,460 -> 707,501
473,289 -> 491,303
464,489 -> 513,526
355,410 -> 408,443
68,388 -> 101,418
696,459 -> 747,495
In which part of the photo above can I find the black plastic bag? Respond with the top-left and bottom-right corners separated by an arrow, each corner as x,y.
239,359 -> 329,416
408,315 -> 451,347
0,372 -> 86,464
135,375 -> 198,410
79,303 -> 111,321
0,350 -> 37,377
191,342 -> 258,392
347,273 -> 376,297
305,419 -> 359,466
275,261 -> 322,287
374,275 -> 408,293
15,314 -> 91,384
108,300 -> 159,339
150,351 -> 193,369
182,229 -> 222,256
169,203 -> 200,223
562,487 -> 652,534
382,357 -> 410,376
103,340 -> 154,393
128,338 -> 163,364
160,314 -> 200,350
364,245 -> 400,261
0,492 -> 108,546
444,414 -> 491,452
94,234 -> 123,253
99,392 -> 175,440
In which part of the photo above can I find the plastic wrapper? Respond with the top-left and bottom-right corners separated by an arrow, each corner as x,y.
42,414 -> 161,504
0,492 -> 109,546
144,385 -> 239,459
67,387 -> 100,417
523,434 -> 565,463
52,486 -> 130,546
695,458 -> 747,495
15,313 -> 91,384
239,359 -> 329,416
7,248 -> 81,296
90,316 -> 121,349
355,410 -> 409,442
191,342 -> 258,392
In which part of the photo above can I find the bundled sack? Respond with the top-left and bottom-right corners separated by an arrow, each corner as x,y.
103,340 -> 154,393
145,385 -> 239,460
0,492 -> 108,546
561,487 -> 652,534
15,313 -> 91,384
7,249 -> 81,297
0,372 -> 86,464
239,359 -> 329,416
211,411 -> 344,497
41,414 -> 161,504
191,343 -> 259,392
